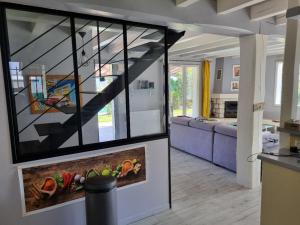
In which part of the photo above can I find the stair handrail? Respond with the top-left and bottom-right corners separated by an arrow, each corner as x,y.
13,20 -> 92,96
11,17 -> 69,57
80,28 -> 149,85
18,27 -> 149,134
16,23 -> 115,115
13,21 -> 111,97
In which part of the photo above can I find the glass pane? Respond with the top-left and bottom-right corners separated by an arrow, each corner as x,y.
185,66 -> 198,117
6,9 -> 80,156
169,65 -> 184,117
127,26 -> 166,137
75,19 -> 127,144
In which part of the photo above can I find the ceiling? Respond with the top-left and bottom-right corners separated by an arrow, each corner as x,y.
170,0 -> 288,61
6,0 -> 289,61
169,32 -> 285,61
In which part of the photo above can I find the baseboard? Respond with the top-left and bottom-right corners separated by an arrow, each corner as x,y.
119,204 -> 170,225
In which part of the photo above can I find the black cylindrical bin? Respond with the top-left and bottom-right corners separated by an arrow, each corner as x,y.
85,176 -> 117,225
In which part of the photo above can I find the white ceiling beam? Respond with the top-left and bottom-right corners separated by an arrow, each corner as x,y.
171,46 -> 284,61
175,0 -> 199,7
172,35 -> 235,51
192,48 -> 240,59
250,0 -> 288,21
175,43 -> 240,58
217,0 -> 266,14
170,37 -> 238,56
172,41 -> 284,60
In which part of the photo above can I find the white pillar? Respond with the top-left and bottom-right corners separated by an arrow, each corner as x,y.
237,34 -> 267,188
280,18 -> 300,147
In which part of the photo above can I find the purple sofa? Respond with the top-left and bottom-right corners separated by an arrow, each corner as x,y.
170,116 -> 217,161
170,116 -> 279,173
213,124 -> 237,171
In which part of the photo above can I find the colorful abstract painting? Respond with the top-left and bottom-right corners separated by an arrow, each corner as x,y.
29,75 -> 79,114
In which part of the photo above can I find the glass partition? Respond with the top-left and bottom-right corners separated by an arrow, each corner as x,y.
0,4 -> 169,162
6,9 -> 80,155
127,26 -> 166,137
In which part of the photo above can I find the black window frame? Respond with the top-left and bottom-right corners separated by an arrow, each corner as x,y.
0,2 -> 169,163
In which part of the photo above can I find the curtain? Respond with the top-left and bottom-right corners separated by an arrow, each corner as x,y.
202,60 -> 211,118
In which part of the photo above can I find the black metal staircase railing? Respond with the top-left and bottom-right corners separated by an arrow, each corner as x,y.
14,21 -> 112,97
17,26 -> 147,134
10,17 -> 69,57
16,23 -> 116,115
18,29 -> 184,154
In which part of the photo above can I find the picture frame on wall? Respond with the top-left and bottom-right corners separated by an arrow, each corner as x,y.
231,81 -> 239,91
28,75 -> 82,114
232,65 -> 240,78
216,69 -> 222,80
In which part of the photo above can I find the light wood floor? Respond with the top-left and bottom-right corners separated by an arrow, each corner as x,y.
131,148 -> 261,225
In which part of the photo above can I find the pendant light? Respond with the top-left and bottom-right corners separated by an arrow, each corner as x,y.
78,31 -> 89,67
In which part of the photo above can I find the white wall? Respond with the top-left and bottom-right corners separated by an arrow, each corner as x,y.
213,55 -> 289,121
130,60 -> 164,112
264,55 -> 283,120
261,54 -> 300,121
213,56 -> 240,94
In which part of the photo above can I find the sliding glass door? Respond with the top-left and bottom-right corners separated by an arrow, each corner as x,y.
169,64 -> 199,118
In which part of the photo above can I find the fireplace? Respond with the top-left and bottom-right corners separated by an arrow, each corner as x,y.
224,101 -> 238,118
211,94 -> 238,118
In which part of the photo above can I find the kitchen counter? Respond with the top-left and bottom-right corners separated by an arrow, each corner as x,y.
258,148 -> 300,225
258,148 -> 300,172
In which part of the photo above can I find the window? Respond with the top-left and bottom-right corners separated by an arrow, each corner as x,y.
169,65 -> 199,118
275,61 -> 300,106
9,62 -> 24,91
274,61 -> 283,105
0,5 -> 171,163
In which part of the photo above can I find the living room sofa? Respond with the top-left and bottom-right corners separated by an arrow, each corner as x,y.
213,124 -> 237,171
170,116 -> 216,161
170,116 -> 279,172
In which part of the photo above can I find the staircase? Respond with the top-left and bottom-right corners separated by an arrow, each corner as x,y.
16,25 -> 184,155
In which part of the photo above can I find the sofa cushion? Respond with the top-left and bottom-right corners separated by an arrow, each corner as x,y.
214,124 -> 237,138
171,116 -> 192,126
170,123 -> 214,161
189,119 -> 217,132
263,132 -> 279,149
213,133 -> 237,172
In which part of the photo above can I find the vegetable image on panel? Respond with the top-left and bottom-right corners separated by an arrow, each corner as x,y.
19,147 -> 146,214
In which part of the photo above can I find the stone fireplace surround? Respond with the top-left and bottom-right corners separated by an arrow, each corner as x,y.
211,93 -> 239,118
